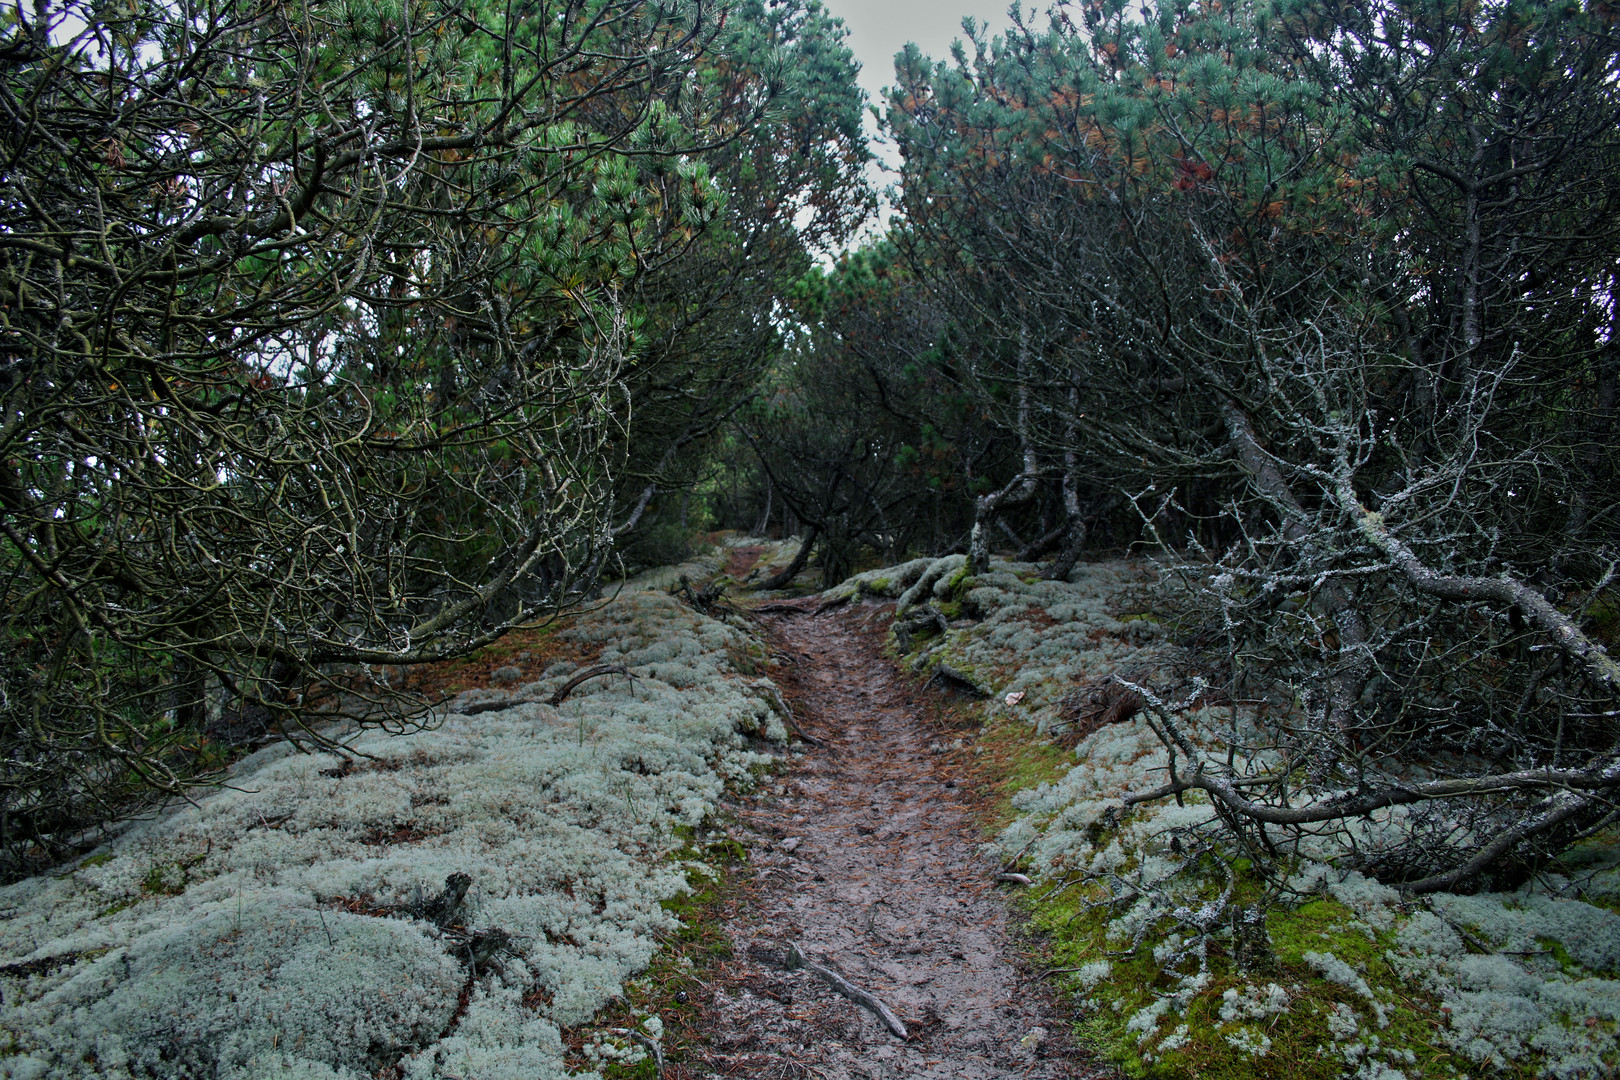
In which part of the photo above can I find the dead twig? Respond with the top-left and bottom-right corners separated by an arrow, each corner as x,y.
760,686 -> 826,747
454,665 -> 637,716
812,594 -> 851,615
784,941 -> 908,1039
623,1030 -> 665,1077
458,698 -> 526,716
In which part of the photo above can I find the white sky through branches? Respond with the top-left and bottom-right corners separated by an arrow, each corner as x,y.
815,0 -> 1020,234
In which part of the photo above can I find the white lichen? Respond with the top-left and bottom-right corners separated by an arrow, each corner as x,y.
0,582 -> 784,1080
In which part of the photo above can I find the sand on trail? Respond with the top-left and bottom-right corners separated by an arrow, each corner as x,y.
690,602 -> 1113,1080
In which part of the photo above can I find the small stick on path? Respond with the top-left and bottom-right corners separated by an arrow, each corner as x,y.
785,941 -> 908,1039
762,687 -> 825,746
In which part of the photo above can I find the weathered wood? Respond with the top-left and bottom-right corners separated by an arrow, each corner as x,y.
785,941 -> 908,1039
411,872 -> 471,928
761,526 -> 820,591
547,664 -> 635,706
754,601 -> 814,614
767,688 -> 826,747
813,593 -> 851,615
456,664 -> 636,716
892,604 -> 949,652
625,1030 -> 665,1077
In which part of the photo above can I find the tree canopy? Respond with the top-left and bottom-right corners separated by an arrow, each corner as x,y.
0,0 -> 867,874
731,0 -> 1620,893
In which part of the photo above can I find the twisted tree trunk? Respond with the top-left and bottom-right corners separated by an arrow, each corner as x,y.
762,527 -> 821,591
968,334 -> 1039,574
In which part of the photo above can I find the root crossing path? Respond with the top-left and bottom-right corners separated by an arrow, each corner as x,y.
694,604 -> 1108,1080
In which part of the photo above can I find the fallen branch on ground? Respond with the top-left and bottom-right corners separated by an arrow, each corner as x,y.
785,941 -> 908,1039
547,664 -> 636,707
622,1030 -> 664,1077
1117,675 -> 1620,893
672,574 -> 732,615
761,687 -> 825,747
455,665 -> 637,716
459,697 -> 528,716
813,594 -> 851,615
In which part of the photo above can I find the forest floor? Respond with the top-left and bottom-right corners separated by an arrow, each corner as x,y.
7,539 -> 1611,1079
683,598 -> 1114,1080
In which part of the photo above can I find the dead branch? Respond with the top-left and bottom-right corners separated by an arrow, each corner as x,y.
892,604 -> 949,653
754,683 -> 826,746
761,528 -> 821,591
1122,752 -> 1620,826
624,1030 -> 665,1077
459,698 -> 526,717
453,664 -> 637,716
813,593 -> 852,615
1335,473 -> 1620,696
547,665 -> 637,707
784,942 -> 908,1039
1118,670 -> 1620,893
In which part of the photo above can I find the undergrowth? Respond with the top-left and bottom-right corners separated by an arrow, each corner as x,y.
563,827 -> 755,1078
0,542 -> 795,1080
832,553 -> 1620,1080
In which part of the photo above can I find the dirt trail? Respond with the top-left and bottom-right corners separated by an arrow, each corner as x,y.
692,603 -> 1108,1080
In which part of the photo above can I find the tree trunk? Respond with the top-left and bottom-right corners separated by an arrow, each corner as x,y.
752,476 -> 774,536
1219,399 -> 1372,741
1044,389 -> 1088,581
968,333 -> 1039,573
762,526 -> 820,591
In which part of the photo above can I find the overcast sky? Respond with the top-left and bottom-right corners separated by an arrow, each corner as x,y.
812,0 -> 1021,234
816,0 -> 1018,114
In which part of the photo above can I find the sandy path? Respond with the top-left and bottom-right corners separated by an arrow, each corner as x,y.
690,603 -> 1108,1080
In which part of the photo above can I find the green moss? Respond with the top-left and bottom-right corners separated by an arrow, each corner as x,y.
600,1056 -> 661,1079
131,852 -> 209,900
1536,936 -> 1581,975
858,577 -> 892,596
79,853 -> 113,870
942,564 -> 974,598
1013,880 -> 1464,1080
578,829 -> 751,1076
1268,899 -> 1382,968
975,715 -> 1072,830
